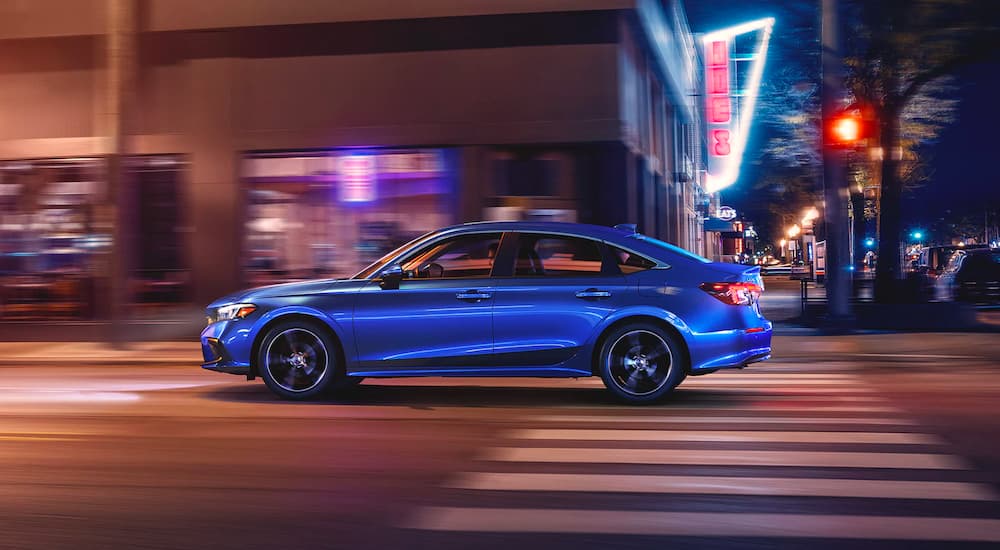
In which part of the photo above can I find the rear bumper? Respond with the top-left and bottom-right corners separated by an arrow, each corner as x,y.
687,321 -> 772,373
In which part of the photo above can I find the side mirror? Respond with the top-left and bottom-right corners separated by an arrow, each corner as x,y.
379,265 -> 403,290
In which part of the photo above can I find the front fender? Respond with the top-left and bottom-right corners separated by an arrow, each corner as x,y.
247,305 -> 354,369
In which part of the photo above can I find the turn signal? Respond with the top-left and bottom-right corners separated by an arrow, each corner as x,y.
700,282 -> 762,306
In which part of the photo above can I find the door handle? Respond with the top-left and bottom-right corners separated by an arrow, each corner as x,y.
576,288 -> 611,299
456,291 -> 492,301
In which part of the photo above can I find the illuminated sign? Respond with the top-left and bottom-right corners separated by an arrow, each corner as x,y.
718,206 -> 737,221
378,151 -> 441,174
338,155 -> 376,203
702,18 -> 775,194
706,40 -> 730,126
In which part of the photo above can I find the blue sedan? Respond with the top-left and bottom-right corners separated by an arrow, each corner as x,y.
201,222 -> 771,404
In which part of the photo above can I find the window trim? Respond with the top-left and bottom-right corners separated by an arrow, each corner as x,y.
392,230 -> 506,281
498,231 -> 620,279
603,241 -> 666,275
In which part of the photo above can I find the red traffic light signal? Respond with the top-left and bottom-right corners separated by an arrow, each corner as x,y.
826,110 -> 868,148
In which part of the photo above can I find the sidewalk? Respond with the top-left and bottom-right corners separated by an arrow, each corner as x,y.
0,341 -> 201,366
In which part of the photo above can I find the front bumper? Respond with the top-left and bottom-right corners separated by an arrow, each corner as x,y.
201,321 -> 252,376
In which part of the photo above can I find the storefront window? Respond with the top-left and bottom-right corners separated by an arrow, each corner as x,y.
243,149 -> 454,285
130,155 -> 190,311
0,158 -> 106,319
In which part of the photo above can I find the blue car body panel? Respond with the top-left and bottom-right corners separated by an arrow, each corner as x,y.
201,221 -> 772,380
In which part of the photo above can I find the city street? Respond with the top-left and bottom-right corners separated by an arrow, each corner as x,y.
2,329 -> 999,549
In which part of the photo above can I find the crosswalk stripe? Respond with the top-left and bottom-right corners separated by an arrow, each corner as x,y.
549,405 -> 905,413
531,415 -> 917,426
694,373 -> 858,379
404,508 -> 1000,541
481,447 -> 967,470
448,472 -> 996,501
506,429 -> 941,445
683,379 -> 861,385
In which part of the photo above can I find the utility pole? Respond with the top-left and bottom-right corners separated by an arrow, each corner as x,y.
821,0 -> 852,325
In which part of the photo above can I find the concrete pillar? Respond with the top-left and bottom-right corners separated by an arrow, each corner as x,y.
184,58 -> 241,305
103,0 -> 138,340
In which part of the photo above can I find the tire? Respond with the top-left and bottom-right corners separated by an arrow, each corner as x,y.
597,322 -> 687,404
257,319 -> 346,400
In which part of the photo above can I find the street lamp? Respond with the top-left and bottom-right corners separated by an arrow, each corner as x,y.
801,207 -> 820,226
787,224 -> 801,238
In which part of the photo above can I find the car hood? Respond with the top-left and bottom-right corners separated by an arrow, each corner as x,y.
207,278 -> 367,308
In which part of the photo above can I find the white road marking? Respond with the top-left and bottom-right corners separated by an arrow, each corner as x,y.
853,353 -> 982,360
404,508 -> 1000,541
547,405 -> 905,413
531,415 -> 917,426
448,472 -> 996,501
506,429 -> 941,445
481,447 -> 967,470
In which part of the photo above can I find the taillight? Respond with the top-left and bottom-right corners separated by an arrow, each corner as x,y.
700,282 -> 762,306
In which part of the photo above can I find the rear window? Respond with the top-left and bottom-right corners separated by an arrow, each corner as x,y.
607,244 -> 658,274
630,234 -> 711,264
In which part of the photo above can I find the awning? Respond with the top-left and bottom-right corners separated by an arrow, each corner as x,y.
704,217 -> 736,232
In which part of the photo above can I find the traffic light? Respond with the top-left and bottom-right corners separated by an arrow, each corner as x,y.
825,109 -> 868,148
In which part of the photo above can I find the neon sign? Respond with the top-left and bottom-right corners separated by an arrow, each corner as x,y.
338,155 -> 376,203
702,18 -> 775,194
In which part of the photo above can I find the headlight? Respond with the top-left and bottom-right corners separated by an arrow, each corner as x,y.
208,303 -> 257,325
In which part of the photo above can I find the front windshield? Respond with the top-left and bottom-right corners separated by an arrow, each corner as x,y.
352,229 -> 439,279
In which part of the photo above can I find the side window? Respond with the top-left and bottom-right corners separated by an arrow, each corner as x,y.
607,244 -> 658,274
515,234 -> 604,277
401,233 -> 501,279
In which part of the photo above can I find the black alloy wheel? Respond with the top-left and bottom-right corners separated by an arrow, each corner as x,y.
258,320 -> 346,400
598,322 -> 686,404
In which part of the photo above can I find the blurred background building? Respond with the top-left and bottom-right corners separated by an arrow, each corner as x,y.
0,0 -> 717,321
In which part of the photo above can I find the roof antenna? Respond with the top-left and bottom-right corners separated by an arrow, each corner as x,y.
613,223 -> 638,234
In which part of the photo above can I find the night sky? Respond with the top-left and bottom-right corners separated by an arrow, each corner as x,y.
684,0 -> 998,244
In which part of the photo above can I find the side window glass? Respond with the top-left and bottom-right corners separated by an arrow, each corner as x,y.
515,235 -> 603,277
401,233 -> 501,279
607,244 -> 658,274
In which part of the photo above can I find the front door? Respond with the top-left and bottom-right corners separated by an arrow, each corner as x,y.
352,232 -> 502,374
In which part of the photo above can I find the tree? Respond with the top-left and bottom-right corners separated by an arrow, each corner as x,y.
843,0 -> 999,302
754,65 -> 824,249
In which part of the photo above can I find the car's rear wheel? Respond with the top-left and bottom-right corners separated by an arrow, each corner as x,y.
598,322 -> 686,404
258,320 -> 345,400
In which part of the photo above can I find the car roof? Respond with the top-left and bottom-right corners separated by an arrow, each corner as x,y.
433,221 -> 713,266
439,221 -> 634,241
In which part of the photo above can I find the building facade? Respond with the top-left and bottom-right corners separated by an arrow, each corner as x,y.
0,0 -> 711,318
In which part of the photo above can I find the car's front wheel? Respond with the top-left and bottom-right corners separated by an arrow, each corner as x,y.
597,322 -> 686,404
257,320 -> 345,400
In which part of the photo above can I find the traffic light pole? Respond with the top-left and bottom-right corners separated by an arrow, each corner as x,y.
821,0 -> 852,324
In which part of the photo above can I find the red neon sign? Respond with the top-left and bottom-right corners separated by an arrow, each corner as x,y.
709,97 -> 731,123
705,40 -> 731,156
712,130 -> 731,156
707,66 -> 728,95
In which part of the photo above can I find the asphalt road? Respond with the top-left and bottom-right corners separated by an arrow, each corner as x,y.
2,332 -> 1000,550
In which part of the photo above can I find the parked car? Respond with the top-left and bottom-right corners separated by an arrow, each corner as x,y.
935,248 -> 1000,304
201,222 -> 772,404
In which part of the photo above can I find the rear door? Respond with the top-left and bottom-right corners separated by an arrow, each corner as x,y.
490,232 -> 629,369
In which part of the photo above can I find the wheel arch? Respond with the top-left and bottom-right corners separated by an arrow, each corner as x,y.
249,312 -> 347,379
590,314 -> 692,376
